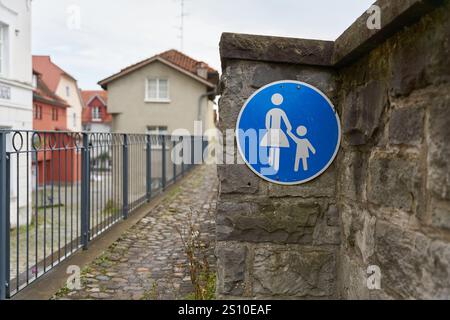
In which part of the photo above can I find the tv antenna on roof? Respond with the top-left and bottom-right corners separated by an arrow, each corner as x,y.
175,0 -> 188,51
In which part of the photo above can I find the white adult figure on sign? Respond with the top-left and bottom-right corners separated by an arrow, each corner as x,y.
260,93 -> 293,172
288,125 -> 316,172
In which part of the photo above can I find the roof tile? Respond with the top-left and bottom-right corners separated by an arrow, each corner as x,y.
100,49 -> 218,87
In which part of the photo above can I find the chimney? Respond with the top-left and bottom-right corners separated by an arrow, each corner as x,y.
196,62 -> 208,79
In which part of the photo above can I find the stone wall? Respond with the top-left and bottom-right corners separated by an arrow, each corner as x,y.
217,49 -> 340,300
217,0 -> 450,299
337,1 -> 450,299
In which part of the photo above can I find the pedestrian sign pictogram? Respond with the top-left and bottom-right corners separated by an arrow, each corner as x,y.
236,80 -> 341,185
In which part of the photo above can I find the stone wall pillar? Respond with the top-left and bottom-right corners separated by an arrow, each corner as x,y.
216,34 -> 340,299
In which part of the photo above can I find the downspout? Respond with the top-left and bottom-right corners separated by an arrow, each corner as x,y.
197,89 -> 216,122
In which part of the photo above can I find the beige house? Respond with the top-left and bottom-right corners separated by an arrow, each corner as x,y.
98,50 -> 219,136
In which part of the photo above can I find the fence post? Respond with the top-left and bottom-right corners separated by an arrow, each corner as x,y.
81,133 -> 90,250
173,139 -> 177,182
122,134 -> 129,219
181,136 -> 185,177
161,135 -> 166,191
146,135 -> 152,202
202,138 -> 207,164
191,135 -> 195,170
0,131 -> 10,299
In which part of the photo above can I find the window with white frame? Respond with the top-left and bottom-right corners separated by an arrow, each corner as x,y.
0,23 -> 8,76
32,74 -> 38,88
145,78 -> 169,102
92,107 -> 101,120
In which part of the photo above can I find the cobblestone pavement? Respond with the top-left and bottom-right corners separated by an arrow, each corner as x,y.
54,165 -> 218,300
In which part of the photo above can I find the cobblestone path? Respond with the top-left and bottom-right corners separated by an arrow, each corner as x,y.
54,165 -> 218,300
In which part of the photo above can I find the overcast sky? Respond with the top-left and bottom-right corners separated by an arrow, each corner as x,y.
32,0 -> 374,90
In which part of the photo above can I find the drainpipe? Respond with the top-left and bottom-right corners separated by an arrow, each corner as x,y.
197,89 -> 216,123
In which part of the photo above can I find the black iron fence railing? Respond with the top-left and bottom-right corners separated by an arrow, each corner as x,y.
0,130 -> 207,299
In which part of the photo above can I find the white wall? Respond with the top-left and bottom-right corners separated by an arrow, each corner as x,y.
0,0 -> 32,83
85,122 -> 111,133
0,0 -> 32,227
56,75 -> 83,132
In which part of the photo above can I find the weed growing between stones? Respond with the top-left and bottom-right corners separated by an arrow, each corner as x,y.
142,281 -> 160,300
53,284 -> 71,299
176,209 -> 216,300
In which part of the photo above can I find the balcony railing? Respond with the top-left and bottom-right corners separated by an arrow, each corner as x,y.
0,130 -> 208,299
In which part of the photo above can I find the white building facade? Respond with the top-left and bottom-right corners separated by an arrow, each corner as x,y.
0,0 -> 33,227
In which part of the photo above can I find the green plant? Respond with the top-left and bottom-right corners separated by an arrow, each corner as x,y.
96,152 -> 111,162
185,271 -> 215,300
53,284 -> 71,298
103,200 -> 119,215
142,281 -> 159,300
176,210 -> 216,300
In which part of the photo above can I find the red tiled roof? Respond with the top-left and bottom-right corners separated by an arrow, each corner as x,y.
81,90 -> 108,106
33,70 -> 69,108
158,50 -> 216,75
32,56 -> 76,92
99,49 -> 218,88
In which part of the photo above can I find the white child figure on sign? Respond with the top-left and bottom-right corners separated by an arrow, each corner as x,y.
288,125 -> 316,172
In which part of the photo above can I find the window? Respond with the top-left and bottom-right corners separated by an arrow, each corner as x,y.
145,78 -> 170,102
147,126 -> 168,148
66,86 -> 70,97
0,24 -> 8,76
52,107 -> 59,121
32,74 -> 38,88
92,107 -> 101,120
34,105 -> 42,120
73,113 -> 77,127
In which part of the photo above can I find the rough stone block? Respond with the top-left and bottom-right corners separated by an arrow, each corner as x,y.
333,0 -> 447,67
354,212 -> 376,264
220,33 -> 334,68
367,154 -> 422,213
391,35 -> 428,97
267,166 -> 336,198
218,61 -> 256,131
325,205 -> 340,227
251,63 -> 336,97
342,80 -> 387,146
389,107 -> 424,146
389,2 -> 450,96
430,197 -> 450,230
339,151 -> 367,201
252,245 -> 336,298
340,203 -> 375,261
313,205 -> 341,246
216,243 -> 248,296
427,92 -> 450,200
312,222 -> 340,246
218,164 -> 259,195
338,252 -> 370,300
375,221 -> 450,299
217,200 -> 321,244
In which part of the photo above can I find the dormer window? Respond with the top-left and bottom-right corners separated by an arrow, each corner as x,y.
32,74 -> 38,88
92,107 -> 101,121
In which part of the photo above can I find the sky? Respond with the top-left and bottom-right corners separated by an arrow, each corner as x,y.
32,0 -> 375,90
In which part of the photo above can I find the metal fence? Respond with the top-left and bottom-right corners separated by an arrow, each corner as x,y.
0,130 -> 207,299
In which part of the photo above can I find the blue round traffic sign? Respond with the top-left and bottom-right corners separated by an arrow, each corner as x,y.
236,80 -> 341,185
